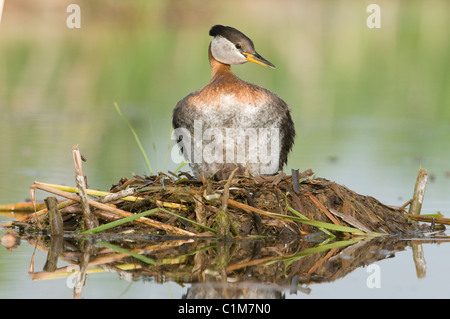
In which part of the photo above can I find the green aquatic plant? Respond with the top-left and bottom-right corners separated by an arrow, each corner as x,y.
114,102 -> 153,175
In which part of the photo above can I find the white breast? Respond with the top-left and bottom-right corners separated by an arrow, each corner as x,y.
189,93 -> 282,176
197,93 -> 264,127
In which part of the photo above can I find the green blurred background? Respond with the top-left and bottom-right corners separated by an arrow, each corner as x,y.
1,0 -> 449,213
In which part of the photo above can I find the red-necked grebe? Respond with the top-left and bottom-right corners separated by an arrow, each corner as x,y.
173,25 -> 295,180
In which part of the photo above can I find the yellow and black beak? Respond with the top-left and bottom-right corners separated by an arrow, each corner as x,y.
242,51 -> 276,69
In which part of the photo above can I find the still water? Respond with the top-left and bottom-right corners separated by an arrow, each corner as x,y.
1,1 -> 450,299
1,223 -> 450,299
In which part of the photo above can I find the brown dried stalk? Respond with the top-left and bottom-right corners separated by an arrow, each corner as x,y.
31,182 -> 196,236
73,145 -> 98,230
305,192 -> 341,225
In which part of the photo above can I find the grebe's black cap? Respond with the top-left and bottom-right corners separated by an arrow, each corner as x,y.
209,25 -> 254,48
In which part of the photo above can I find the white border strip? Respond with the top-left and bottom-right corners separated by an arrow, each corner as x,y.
0,0 -> 4,24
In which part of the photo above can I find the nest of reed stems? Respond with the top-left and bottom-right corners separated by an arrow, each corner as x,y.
4,146 -> 442,239
5,167 -> 423,238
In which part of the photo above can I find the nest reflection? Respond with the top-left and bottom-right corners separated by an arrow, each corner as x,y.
13,233 -> 421,298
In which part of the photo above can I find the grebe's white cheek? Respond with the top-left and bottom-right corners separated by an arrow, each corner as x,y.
211,36 -> 247,65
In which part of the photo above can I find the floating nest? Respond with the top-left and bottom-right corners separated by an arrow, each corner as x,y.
2,164 -> 444,298
5,168 -> 424,237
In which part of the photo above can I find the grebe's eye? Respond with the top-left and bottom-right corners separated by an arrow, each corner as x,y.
235,43 -> 242,50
